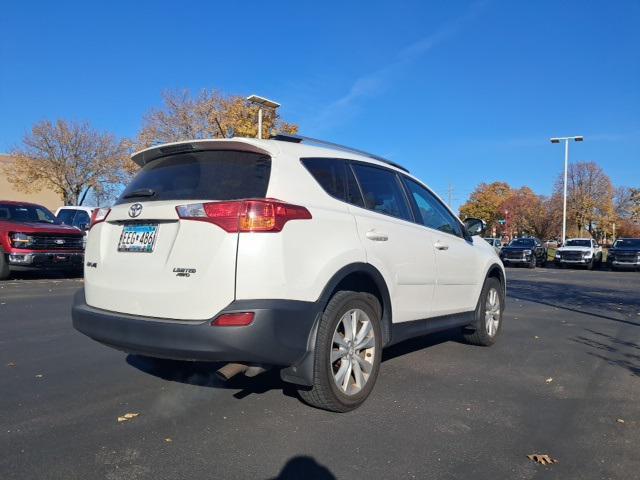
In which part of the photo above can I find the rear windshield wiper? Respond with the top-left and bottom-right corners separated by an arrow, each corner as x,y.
123,188 -> 156,199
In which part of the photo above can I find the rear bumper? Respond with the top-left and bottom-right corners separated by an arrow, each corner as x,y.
72,289 -> 319,368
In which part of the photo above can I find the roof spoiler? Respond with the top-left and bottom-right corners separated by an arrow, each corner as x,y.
130,139 -> 274,166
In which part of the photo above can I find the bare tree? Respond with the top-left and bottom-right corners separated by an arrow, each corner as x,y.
4,119 -> 132,205
615,186 -> 640,221
137,89 -> 298,149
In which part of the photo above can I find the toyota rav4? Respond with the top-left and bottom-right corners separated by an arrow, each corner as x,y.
72,135 -> 506,412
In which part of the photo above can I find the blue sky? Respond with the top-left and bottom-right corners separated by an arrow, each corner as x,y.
1,0 -> 638,211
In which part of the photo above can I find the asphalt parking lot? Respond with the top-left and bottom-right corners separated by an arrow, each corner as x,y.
1,267 -> 639,480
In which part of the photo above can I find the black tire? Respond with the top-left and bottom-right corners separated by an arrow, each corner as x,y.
0,254 -> 10,280
528,255 -> 536,269
462,277 -> 505,347
298,291 -> 383,413
587,258 -> 594,270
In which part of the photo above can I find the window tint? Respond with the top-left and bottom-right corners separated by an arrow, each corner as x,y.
117,151 -> 271,204
509,238 -> 535,247
57,209 -> 91,228
402,178 -> 463,237
0,204 -> 58,224
351,164 -> 413,221
301,158 -> 364,207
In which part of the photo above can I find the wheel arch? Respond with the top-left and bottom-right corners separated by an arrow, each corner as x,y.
317,263 -> 393,346
485,262 -> 506,297
280,262 -> 393,386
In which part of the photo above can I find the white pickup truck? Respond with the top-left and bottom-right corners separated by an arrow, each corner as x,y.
554,238 -> 603,269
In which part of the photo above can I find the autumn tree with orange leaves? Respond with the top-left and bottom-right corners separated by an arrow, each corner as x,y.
136,89 -> 298,150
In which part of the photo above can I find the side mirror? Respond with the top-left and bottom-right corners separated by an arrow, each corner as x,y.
77,222 -> 89,231
463,217 -> 486,237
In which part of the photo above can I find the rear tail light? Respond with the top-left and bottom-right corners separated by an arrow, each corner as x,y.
212,312 -> 255,327
90,208 -> 111,228
176,199 -> 311,232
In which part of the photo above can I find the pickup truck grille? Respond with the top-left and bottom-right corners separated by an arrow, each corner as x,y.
614,253 -> 638,263
28,233 -> 84,250
562,251 -> 584,261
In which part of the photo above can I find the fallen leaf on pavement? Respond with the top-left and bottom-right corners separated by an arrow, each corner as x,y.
527,454 -> 558,465
545,378 -> 553,383
35,374 -> 43,378
534,336 -> 540,339
165,438 -> 172,443
117,413 -> 140,423
7,362 -> 16,367
617,418 -> 625,424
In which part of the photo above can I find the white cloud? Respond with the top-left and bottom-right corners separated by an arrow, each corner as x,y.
310,1 -> 488,131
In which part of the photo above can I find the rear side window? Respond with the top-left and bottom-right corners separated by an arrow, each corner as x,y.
301,158 -> 364,207
351,163 -> 413,222
57,209 -> 91,229
116,151 -> 271,204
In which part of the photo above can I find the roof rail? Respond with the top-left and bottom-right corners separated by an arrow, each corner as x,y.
271,133 -> 409,173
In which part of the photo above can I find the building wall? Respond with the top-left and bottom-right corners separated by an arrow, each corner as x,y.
0,155 -> 63,212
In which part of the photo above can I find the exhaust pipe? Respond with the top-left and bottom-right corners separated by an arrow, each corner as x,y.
216,363 -> 249,381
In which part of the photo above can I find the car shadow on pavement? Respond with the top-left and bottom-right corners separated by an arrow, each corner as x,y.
382,328 -> 462,363
507,278 -> 640,327
126,354 -> 300,400
6,270 -> 83,281
126,329 -> 463,401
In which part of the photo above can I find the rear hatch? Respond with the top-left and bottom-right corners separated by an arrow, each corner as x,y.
84,145 -> 272,320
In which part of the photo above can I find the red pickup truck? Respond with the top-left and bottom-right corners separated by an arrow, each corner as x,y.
0,200 -> 85,280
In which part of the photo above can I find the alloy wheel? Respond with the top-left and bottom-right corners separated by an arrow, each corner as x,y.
331,308 -> 376,395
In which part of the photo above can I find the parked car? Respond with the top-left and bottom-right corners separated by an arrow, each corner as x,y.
554,238 -> 602,269
484,237 -> 502,253
72,135 -> 506,412
55,206 -> 96,232
500,237 -> 547,268
0,200 -> 85,280
606,238 -> 640,271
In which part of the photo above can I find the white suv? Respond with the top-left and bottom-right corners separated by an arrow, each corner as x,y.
72,135 -> 506,412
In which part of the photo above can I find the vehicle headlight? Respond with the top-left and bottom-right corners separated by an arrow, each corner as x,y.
583,251 -> 592,258
10,232 -> 34,248
523,249 -> 532,255
555,251 -> 561,258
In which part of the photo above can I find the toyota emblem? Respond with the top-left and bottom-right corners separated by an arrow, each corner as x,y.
128,203 -> 143,218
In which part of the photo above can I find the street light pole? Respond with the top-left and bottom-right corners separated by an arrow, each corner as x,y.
562,139 -> 569,245
246,95 -> 281,140
550,135 -> 584,245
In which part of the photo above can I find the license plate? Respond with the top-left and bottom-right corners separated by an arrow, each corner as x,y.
118,224 -> 158,253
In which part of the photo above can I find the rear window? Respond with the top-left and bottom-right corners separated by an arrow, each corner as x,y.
116,150 -> 271,204
57,209 -> 91,229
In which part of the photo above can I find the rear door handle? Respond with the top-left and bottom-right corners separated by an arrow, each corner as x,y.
365,230 -> 389,242
434,240 -> 449,251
